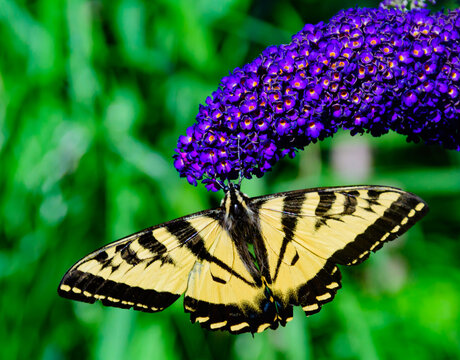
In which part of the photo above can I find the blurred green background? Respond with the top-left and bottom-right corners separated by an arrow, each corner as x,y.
1,0 -> 459,359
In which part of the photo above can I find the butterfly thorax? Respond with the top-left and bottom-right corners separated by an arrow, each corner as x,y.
221,185 -> 254,233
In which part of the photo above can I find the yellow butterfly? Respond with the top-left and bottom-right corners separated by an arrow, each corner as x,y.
58,184 -> 428,334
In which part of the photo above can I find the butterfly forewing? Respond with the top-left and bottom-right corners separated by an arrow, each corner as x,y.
59,185 -> 428,334
58,210 -> 221,312
253,186 -> 428,316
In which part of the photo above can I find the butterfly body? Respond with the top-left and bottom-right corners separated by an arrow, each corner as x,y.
59,185 -> 428,334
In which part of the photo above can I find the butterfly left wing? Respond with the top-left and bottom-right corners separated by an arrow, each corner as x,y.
58,209 -> 286,334
58,210 -> 223,313
253,185 -> 429,317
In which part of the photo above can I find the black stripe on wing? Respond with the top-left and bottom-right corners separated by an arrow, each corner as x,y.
315,191 -> 337,229
166,219 -> 256,286
272,192 -> 305,281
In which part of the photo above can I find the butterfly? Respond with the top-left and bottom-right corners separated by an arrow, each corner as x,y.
58,184 -> 428,334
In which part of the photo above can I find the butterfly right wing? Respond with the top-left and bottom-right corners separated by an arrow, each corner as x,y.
254,186 -> 428,317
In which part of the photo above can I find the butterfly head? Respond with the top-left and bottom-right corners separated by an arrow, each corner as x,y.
221,182 -> 252,222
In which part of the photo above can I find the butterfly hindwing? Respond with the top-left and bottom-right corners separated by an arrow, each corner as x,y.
182,217 -> 281,334
254,185 -> 428,316
163,215 -> 267,333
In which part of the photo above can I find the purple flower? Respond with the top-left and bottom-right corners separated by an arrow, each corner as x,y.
255,118 -> 269,132
306,121 -> 325,139
276,118 -> 291,136
402,90 -> 419,107
174,5 -> 460,190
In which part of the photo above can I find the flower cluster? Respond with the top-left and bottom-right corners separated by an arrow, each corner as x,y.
174,7 -> 460,191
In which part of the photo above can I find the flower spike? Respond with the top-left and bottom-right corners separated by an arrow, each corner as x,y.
174,6 -> 460,190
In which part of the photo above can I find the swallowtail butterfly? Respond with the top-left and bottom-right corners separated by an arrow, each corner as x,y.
59,184 -> 428,334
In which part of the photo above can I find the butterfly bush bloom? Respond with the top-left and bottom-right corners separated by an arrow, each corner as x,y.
174,7 -> 460,191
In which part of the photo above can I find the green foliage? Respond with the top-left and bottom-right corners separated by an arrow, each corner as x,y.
0,0 -> 459,359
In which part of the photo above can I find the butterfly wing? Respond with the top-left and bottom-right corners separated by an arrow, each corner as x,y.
58,208 -> 279,334
253,185 -> 429,316
58,209 -> 223,313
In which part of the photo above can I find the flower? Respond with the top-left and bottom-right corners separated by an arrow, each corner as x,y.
174,6 -> 460,190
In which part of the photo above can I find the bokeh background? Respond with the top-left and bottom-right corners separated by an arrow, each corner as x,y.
1,0 -> 459,359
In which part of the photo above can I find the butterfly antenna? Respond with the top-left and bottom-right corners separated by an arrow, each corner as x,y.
216,179 -> 225,190
237,135 -> 243,188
